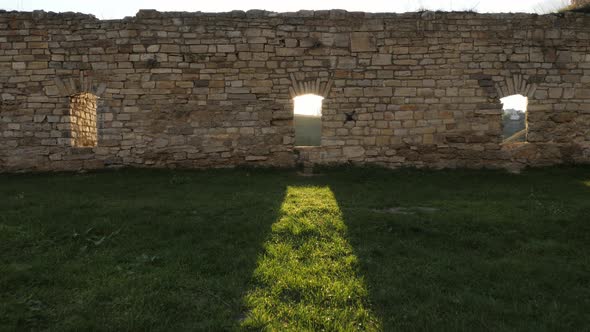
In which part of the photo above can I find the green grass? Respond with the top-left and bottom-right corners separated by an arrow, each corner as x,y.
242,186 -> 380,331
1,166 -> 589,331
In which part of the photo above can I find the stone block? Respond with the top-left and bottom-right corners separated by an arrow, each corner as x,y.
303,60 -> 324,67
337,57 -> 356,69
89,47 -> 105,54
240,127 -> 255,135
446,87 -> 458,96
246,37 -> 266,44
563,88 -> 575,99
147,45 -> 160,52
44,85 -> 59,96
28,41 -> 48,49
510,54 -> 528,62
218,44 -> 235,53
391,46 -> 409,54
246,156 -> 268,161
28,61 -> 47,69
372,54 -> 392,66
395,88 -> 417,97
161,44 -> 180,53
12,62 -> 26,70
395,111 -> 413,120
190,45 -> 208,53
417,88 -> 434,97
364,87 -> 392,97
350,32 -> 376,52
276,48 -> 305,56
575,89 -> 590,99
548,88 -> 563,99
344,87 -> 364,97
343,146 -> 365,158
394,59 -> 418,66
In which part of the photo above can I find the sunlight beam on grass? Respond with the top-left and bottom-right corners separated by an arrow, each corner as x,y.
241,186 -> 381,331
584,180 -> 590,187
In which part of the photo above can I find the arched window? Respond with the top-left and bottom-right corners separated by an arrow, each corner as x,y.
501,94 -> 528,143
293,94 -> 323,146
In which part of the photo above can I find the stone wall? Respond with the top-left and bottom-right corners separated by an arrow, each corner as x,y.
0,9 -> 589,172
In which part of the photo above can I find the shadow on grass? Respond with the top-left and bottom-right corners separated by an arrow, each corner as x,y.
325,166 -> 590,331
0,169 -> 288,331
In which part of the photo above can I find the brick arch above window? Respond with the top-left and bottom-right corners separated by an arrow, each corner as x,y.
288,73 -> 333,99
494,74 -> 538,100
48,71 -> 107,98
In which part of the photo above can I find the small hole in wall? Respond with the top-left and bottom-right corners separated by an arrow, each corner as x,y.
293,94 -> 323,146
501,94 -> 528,143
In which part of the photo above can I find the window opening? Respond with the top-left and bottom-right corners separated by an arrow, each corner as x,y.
293,94 -> 323,146
501,94 -> 528,143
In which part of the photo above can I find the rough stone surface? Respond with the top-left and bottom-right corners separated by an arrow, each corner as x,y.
69,93 -> 98,147
0,9 -> 589,172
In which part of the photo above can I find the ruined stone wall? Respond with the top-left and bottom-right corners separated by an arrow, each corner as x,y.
0,9 -> 589,172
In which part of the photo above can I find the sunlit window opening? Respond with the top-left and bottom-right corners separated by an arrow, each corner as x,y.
294,94 -> 323,117
293,94 -> 323,146
501,94 -> 528,143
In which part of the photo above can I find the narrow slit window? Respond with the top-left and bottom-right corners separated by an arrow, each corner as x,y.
501,94 -> 528,144
293,94 -> 323,146
69,92 -> 98,147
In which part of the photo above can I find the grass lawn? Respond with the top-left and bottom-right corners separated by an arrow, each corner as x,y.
1,166 -> 589,331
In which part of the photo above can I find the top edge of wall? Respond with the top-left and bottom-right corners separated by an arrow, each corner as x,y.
1,8 -> 589,23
